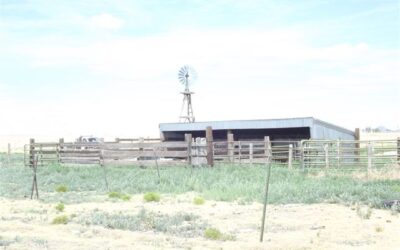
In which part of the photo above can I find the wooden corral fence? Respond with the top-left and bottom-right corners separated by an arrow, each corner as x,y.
24,138 -> 192,167
24,135 -> 400,170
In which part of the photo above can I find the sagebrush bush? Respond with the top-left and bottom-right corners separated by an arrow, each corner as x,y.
55,202 -> 65,212
193,197 -> 205,205
144,192 -> 160,202
55,185 -> 68,193
52,215 -> 68,225
204,228 -> 235,241
108,191 -> 131,201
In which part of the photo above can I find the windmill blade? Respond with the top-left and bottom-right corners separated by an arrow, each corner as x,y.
178,65 -> 197,85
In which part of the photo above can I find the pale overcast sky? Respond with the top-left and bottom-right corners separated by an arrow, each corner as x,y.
0,0 -> 399,137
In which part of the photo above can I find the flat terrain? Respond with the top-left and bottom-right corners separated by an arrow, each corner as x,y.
0,194 -> 399,250
0,164 -> 399,249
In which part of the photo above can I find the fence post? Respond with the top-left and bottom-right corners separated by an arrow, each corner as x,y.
58,138 -> 64,163
300,140 -> 305,172
29,138 -> 35,167
249,143 -> 253,165
336,140 -> 340,168
367,141 -> 373,178
227,133 -> 234,163
324,144 -> 329,169
238,141 -> 242,164
206,126 -> 214,167
7,143 -> 11,167
355,128 -> 360,161
288,144 -> 293,169
264,136 -> 271,164
185,133 -> 192,165
397,137 -> 400,165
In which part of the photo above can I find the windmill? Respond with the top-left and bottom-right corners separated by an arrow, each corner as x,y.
178,65 -> 196,123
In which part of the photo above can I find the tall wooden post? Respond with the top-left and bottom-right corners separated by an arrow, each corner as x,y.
367,141 -> 373,178
355,128 -> 360,161
206,126 -> 214,167
227,133 -> 234,163
288,144 -> 293,169
249,143 -> 254,165
397,137 -> 400,165
324,144 -> 329,169
185,133 -> 192,165
58,138 -> 64,163
29,138 -> 35,168
7,143 -> 11,167
264,136 -> 271,164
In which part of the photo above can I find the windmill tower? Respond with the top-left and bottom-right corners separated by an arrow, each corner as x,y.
178,65 -> 196,123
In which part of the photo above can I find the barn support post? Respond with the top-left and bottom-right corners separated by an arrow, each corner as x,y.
185,133 -> 192,165
288,144 -> 293,169
206,126 -> 214,167
29,138 -> 35,168
227,133 -> 234,163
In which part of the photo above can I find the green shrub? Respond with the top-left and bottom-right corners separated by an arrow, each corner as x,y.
121,194 -> 131,201
108,191 -> 131,201
55,202 -> 65,212
52,215 -> 68,225
143,192 -> 160,202
55,185 -> 68,193
204,228 -> 235,241
204,228 -> 223,240
193,197 -> 205,205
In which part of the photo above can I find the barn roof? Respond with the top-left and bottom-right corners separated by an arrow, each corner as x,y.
159,117 -> 355,140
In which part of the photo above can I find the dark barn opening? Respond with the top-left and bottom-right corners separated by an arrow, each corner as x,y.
162,127 -> 311,141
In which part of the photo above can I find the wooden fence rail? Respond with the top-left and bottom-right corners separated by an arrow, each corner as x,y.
24,137 -> 400,169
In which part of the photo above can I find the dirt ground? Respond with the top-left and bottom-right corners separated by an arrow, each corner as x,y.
0,193 -> 399,250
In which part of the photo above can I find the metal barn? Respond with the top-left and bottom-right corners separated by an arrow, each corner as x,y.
159,117 -> 355,141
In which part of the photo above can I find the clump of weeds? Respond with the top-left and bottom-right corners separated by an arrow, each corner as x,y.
108,191 -> 131,201
144,192 -> 160,202
55,185 -> 68,193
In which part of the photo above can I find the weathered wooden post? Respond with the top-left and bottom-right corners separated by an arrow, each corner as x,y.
264,136 -> 271,164
249,143 -> 254,165
185,133 -> 192,165
238,141 -> 242,164
7,143 -> 11,167
336,140 -> 340,168
300,140 -> 305,172
227,133 -> 234,163
29,138 -> 35,168
288,144 -> 293,169
355,128 -> 360,161
397,137 -> 400,165
206,126 -> 214,167
367,141 -> 373,178
324,144 -> 329,169
58,138 -> 64,163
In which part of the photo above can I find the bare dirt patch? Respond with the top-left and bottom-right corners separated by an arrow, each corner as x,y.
0,193 -> 399,250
